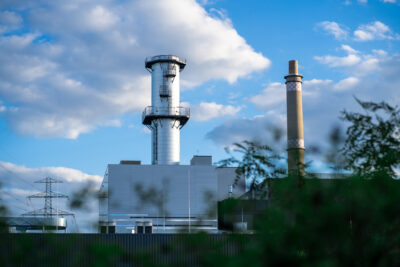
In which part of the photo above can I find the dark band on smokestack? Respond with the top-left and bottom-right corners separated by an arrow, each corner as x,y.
285,60 -> 305,175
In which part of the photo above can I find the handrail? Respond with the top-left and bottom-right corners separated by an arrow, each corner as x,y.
142,106 -> 190,125
145,55 -> 187,64
145,56 -> 187,70
142,106 -> 190,117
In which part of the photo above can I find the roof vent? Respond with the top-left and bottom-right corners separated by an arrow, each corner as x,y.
190,155 -> 212,165
120,160 -> 141,165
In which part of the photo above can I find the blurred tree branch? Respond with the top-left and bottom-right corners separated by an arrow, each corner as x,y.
218,141 -> 285,199
341,98 -> 400,178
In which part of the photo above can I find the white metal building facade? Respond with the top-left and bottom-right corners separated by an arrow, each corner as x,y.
99,156 -> 244,234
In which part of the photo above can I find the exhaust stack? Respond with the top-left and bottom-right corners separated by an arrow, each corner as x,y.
142,55 -> 190,165
284,60 -> 305,174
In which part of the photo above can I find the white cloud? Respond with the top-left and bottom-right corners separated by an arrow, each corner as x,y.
317,21 -> 348,40
382,0 -> 396,3
354,21 -> 400,41
314,54 -> 361,67
314,45 -> 390,75
303,79 -> 333,87
302,79 -> 335,96
188,101 -> 241,121
358,0 -> 367,3
86,5 -> 118,31
315,45 -> 361,67
250,79 -> 337,110
0,10 -> 22,33
0,0 -> 270,139
341,44 -> 359,54
0,161 -> 102,184
316,20 -> 399,42
206,113 -> 286,150
333,77 -> 359,91
249,82 -> 286,109
0,11 -> 22,25
198,0 -> 216,5
315,47 -> 399,85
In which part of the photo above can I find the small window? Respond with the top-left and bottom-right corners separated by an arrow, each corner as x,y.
137,226 -> 144,234
100,226 -> 107,234
108,226 -> 116,234
144,226 -> 152,234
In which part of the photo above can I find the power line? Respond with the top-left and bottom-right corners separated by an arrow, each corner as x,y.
0,163 -> 42,191
0,175 -> 39,214
4,202 -> 28,212
0,146 -> 44,192
1,189 -> 28,205
0,190 -> 29,211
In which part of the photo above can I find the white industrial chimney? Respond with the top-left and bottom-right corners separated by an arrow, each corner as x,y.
142,55 -> 190,165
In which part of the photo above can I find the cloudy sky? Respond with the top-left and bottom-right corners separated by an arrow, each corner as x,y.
0,0 -> 399,231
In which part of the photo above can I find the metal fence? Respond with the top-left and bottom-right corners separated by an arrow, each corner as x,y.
0,233 -> 251,266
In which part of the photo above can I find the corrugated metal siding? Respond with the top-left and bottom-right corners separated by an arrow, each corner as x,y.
0,234 -> 250,266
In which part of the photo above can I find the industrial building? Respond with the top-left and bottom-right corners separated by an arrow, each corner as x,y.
99,56 -> 306,234
99,157 -> 244,233
99,55 -> 245,234
3,217 -> 67,233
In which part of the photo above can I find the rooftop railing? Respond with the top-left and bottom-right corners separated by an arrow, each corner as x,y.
142,106 -> 190,125
145,55 -> 187,69
145,55 -> 186,64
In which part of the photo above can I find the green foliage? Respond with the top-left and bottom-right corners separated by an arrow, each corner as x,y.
86,243 -> 126,267
0,183 -> 9,233
248,176 -> 400,266
141,172 -> 400,265
69,182 -> 97,211
325,125 -> 346,173
218,141 -> 285,198
341,98 -> 400,178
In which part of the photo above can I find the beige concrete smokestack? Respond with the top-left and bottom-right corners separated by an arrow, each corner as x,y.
284,60 -> 305,175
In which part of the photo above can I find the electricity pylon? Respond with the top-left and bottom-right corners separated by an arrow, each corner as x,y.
22,177 -> 74,217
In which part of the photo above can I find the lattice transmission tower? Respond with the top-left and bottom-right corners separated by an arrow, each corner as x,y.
22,177 -> 74,217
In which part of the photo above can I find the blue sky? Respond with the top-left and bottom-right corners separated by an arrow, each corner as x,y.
0,0 -> 399,230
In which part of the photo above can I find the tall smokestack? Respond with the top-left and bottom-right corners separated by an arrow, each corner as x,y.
142,55 -> 190,165
284,60 -> 305,174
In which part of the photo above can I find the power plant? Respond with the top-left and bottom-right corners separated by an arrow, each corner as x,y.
0,57 -> 307,234
98,57 -> 307,234
99,55 -> 245,234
